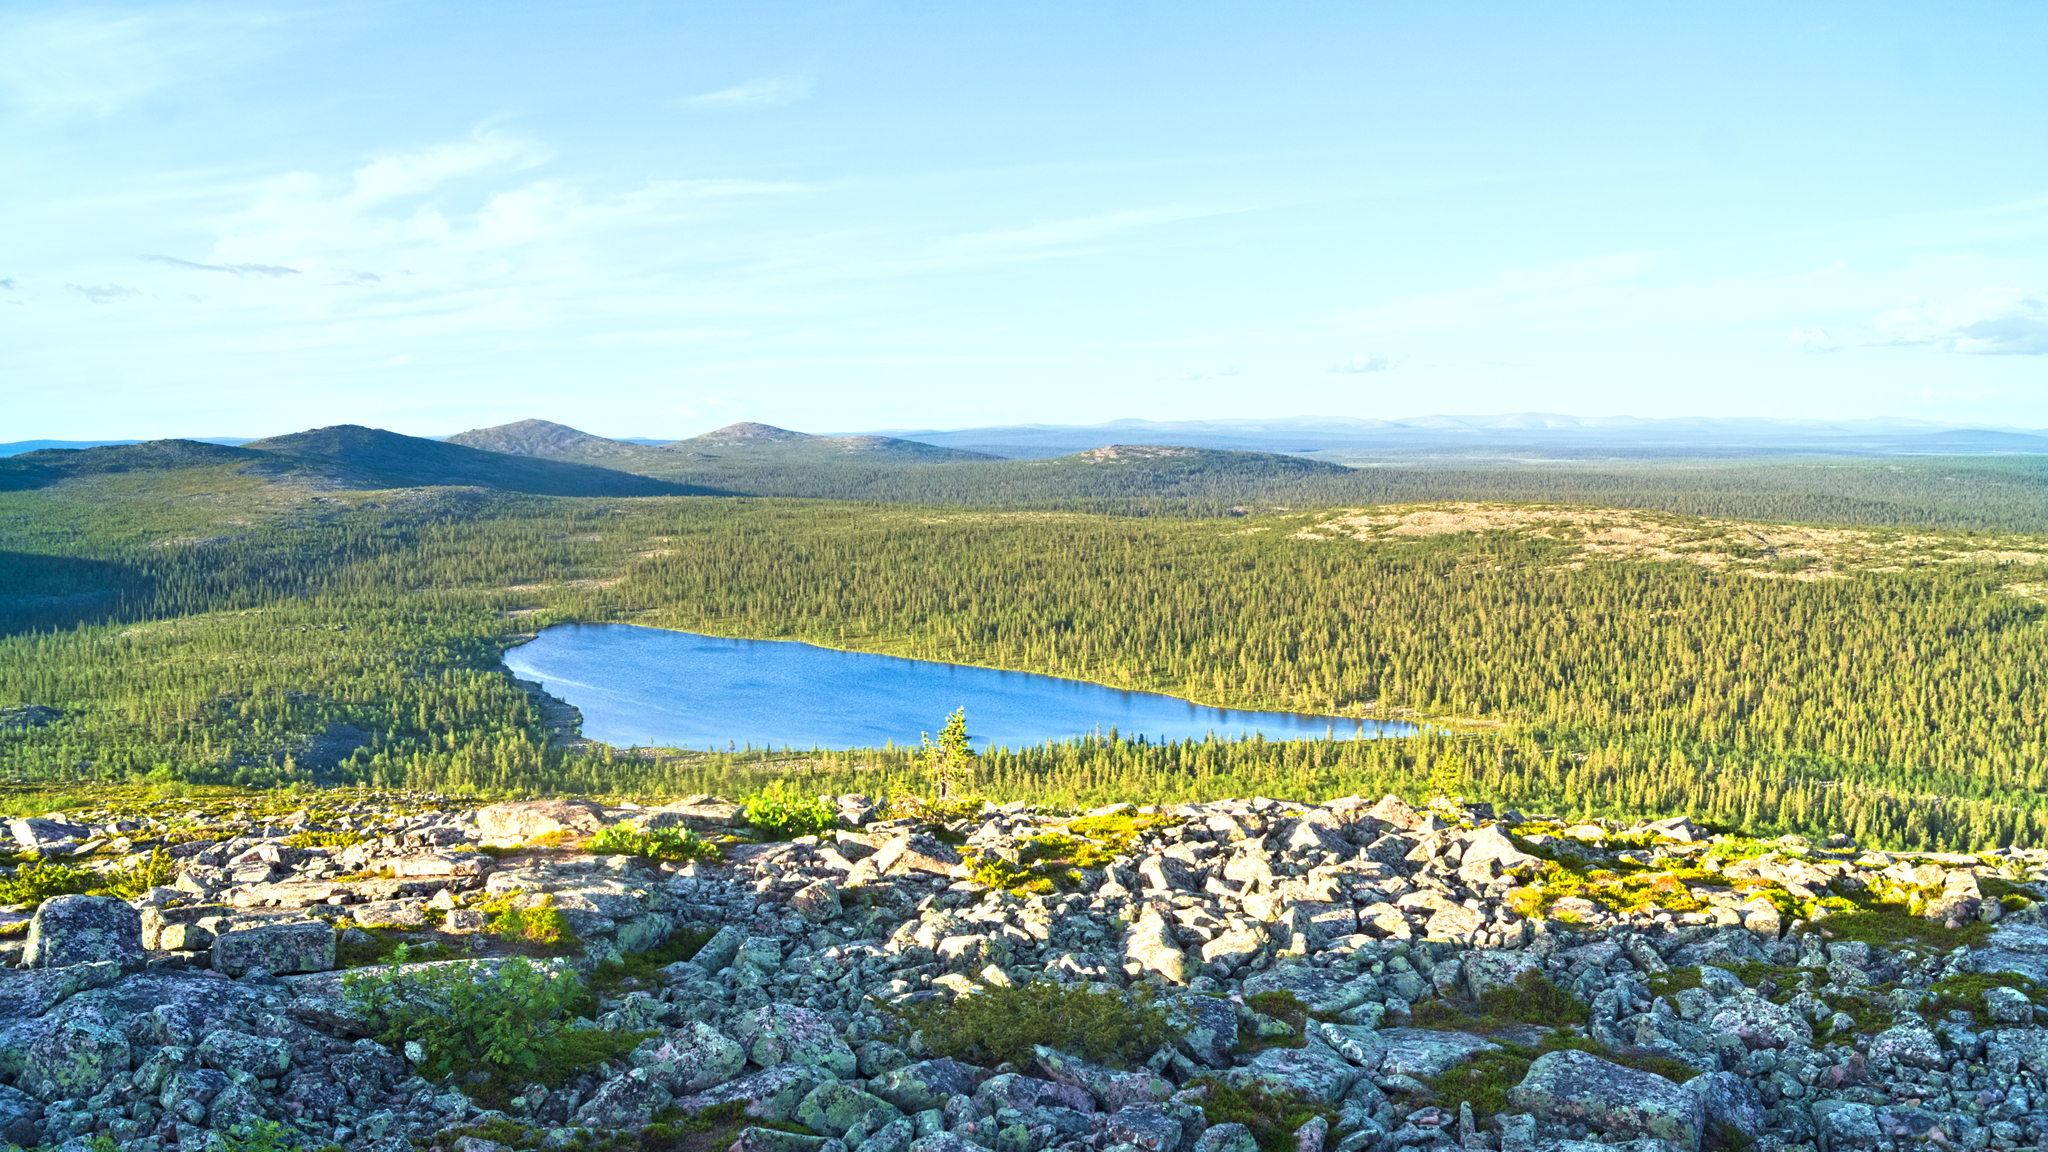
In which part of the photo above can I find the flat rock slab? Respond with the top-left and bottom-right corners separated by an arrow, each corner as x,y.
1505,1049 -> 1703,1151
212,920 -> 336,976
477,798 -> 607,844
1376,1028 -> 1501,1079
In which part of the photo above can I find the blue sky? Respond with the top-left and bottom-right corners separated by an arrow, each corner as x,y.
3,2 -> 2045,439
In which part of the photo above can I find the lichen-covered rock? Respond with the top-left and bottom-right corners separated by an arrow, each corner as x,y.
574,1066 -> 674,1129
18,1008 -> 129,1102
1240,964 -> 1375,1016
1706,994 -> 1814,1050
672,1063 -> 836,1123
197,1029 -> 292,1079
1462,949 -> 1543,998
23,895 -> 142,970
873,833 -> 962,877
734,1003 -> 857,1075
211,920 -> 335,976
630,1020 -> 746,1092
0,962 -> 121,1021
1986,985 -> 2035,1024
1107,1103 -> 1182,1152
869,1059 -> 988,1113
1376,1028 -> 1501,1080
798,1081 -> 903,1137
476,798 -> 607,844
1505,1049 -> 1703,1151
1162,994 -> 1240,1068
1869,1019 -> 1947,1070
1309,1022 -> 1387,1072
789,879 -> 843,923
1212,1047 -> 1357,1105
1684,1071 -> 1765,1144
1193,1123 -> 1258,1152
1033,1046 -> 1172,1111
733,1129 -> 832,1152
1124,912 -> 1190,984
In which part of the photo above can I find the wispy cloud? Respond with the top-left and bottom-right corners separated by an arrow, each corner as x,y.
683,75 -> 811,109
0,278 -> 14,290
0,9 -> 279,118
144,254 -> 300,277
67,283 -> 140,303
1329,353 -> 1394,373
1785,327 -> 1836,354
1868,289 -> 2048,355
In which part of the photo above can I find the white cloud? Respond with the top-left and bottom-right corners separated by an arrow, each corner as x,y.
0,9 -> 277,118
1785,327 -> 1836,354
683,75 -> 811,109
1869,289 -> 2048,355
348,132 -> 550,206
1329,353 -> 1393,373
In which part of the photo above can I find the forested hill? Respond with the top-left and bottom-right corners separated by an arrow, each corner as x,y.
0,427 -> 708,498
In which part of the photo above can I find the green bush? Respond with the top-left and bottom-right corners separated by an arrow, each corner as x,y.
884,980 -> 1169,1069
342,948 -> 645,1103
1476,970 -> 1589,1027
590,822 -> 723,864
210,1119 -> 343,1151
0,859 -> 100,907
744,781 -> 837,840
477,894 -> 581,954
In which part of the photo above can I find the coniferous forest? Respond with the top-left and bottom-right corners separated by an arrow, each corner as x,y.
1,455 -> 2044,851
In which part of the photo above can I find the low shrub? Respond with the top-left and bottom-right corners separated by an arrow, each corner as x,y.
342,947 -> 646,1105
1188,1079 -> 1338,1152
0,859 -> 101,907
590,823 -> 723,864
1476,970 -> 1590,1027
286,830 -> 364,849
478,894 -> 581,954
884,980 -> 1169,1069
1817,902 -> 1991,949
1922,971 -> 2041,1026
744,781 -> 837,840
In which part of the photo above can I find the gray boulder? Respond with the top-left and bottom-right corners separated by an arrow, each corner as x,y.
673,1064 -> 837,1123
734,1003 -> 857,1076
870,1059 -> 989,1113
1107,1103 -> 1183,1152
23,895 -> 142,969
1194,1123 -> 1258,1152
1505,1049 -> 1703,1152
575,1067 -> 674,1129
1033,1045 -> 1173,1111
212,920 -> 336,976
1376,1028 -> 1500,1080
798,1081 -> 903,1138
1684,1071 -> 1765,1145
197,1029 -> 292,1079
1212,1047 -> 1357,1105
630,1021 -> 747,1092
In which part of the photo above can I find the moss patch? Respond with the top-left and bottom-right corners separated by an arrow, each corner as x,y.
884,980 -> 1169,1069
1188,1079 -> 1339,1152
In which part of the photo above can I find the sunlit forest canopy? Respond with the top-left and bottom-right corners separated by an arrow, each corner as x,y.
1,461 -> 2044,851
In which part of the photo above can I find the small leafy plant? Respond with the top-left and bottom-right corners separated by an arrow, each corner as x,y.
477,893 -> 580,954
589,822 -> 723,863
744,781 -> 837,840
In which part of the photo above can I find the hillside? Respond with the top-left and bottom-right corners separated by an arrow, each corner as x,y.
444,418 -> 653,459
661,421 -> 1001,461
243,424 -> 705,496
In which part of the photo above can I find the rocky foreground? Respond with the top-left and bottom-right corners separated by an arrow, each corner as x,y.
7,792 -> 2048,1152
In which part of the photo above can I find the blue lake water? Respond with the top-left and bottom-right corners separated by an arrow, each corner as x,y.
502,623 -> 1415,751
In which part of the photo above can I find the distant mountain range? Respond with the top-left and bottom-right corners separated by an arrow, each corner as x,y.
856,415 -> 2048,459
443,418 -> 997,465
10,413 -> 2048,461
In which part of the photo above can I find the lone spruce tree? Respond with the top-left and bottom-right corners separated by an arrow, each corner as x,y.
922,708 -> 977,800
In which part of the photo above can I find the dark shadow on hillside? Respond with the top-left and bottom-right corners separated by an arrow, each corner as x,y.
0,551 -> 150,635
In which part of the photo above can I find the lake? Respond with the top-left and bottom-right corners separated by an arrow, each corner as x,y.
502,623 -> 1414,751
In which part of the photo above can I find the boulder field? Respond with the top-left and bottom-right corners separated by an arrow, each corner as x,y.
5,791 -> 2048,1152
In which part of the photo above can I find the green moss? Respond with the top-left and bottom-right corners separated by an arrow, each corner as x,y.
477,893 -> 582,955
585,926 -> 716,997
336,926 -> 449,969
1188,1079 -> 1339,1152
883,980 -> 1169,1069
1411,971 -> 1588,1032
1817,902 -> 1992,949
1921,971 -> 2041,1026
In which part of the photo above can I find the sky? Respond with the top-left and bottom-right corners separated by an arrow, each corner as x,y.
3,2 -> 2046,440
